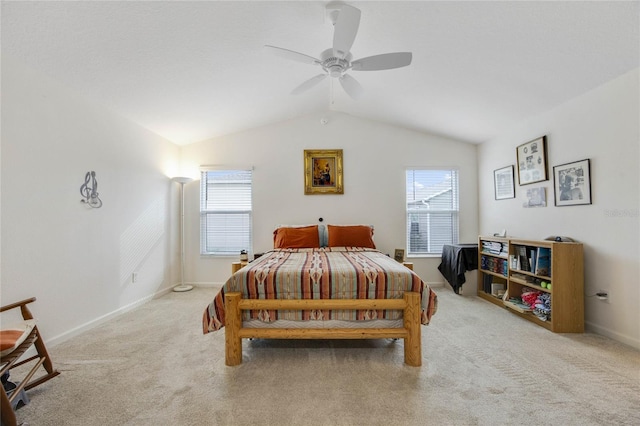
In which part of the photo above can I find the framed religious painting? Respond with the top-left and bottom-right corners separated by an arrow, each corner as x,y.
304,149 -> 344,194
516,136 -> 548,185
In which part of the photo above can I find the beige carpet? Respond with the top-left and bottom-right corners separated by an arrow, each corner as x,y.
11,286 -> 640,425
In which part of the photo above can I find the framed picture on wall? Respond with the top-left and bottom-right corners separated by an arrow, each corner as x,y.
494,165 -> 515,200
304,149 -> 344,194
394,249 -> 405,262
523,187 -> 547,208
516,136 -> 548,185
553,159 -> 592,206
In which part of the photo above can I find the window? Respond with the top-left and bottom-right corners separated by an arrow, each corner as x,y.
406,169 -> 459,255
200,169 -> 252,255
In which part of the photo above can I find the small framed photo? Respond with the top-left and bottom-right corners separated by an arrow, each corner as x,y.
394,249 -> 405,262
523,187 -> 547,208
494,165 -> 515,200
516,136 -> 548,185
304,149 -> 344,194
553,159 -> 592,206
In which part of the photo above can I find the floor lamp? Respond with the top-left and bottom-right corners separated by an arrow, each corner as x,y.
173,176 -> 193,292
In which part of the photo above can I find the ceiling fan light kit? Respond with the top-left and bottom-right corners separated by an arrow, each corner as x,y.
265,4 -> 412,100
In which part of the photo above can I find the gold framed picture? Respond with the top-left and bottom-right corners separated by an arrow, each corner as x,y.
304,149 -> 344,194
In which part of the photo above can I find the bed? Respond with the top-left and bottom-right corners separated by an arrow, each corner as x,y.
202,225 -> 438,366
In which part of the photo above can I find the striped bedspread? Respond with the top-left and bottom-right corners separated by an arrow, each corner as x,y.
202,247 -> 438,333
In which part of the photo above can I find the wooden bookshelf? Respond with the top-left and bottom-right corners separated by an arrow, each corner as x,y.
477,236 -> 509,308
477,236 -> 584,333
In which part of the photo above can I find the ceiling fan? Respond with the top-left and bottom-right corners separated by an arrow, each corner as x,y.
264,3 -> 412,100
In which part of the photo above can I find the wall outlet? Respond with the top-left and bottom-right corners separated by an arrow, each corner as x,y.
597,290 -> 610,303
132,272 -> 138,283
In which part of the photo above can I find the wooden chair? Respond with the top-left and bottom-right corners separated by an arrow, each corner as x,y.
1,297 -> 59,426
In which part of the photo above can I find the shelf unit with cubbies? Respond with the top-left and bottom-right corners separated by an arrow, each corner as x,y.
478,236 -> 510,308
477,236 -> 584,333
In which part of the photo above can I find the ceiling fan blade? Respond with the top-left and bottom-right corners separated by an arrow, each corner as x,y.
264,45 -> 320,65
339,74 -> 363,99
291,74 -> 327,95
351,52 -> 413,71
333,5 -> 361,59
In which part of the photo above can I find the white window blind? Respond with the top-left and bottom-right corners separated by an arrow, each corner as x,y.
406,169 -> 459,255
200,169 -> 252,255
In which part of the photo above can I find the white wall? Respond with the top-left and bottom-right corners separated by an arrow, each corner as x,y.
478,68 -> 640,349
2,55 -> 635,351
180,111 -> 479,287
0,55 -> 181,344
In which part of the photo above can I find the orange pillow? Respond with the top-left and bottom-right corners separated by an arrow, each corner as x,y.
1,320 -> 36,357
327,225 -> 376,248
274,225 -> 320,248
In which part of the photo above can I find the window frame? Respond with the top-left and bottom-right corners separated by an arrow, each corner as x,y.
199,168 -> 253,257
405,168 -> 460,257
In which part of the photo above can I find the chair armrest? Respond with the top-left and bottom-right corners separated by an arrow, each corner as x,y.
0,297 -> 37,319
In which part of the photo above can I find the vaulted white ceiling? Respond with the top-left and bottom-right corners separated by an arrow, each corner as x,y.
2,1 -> 638,145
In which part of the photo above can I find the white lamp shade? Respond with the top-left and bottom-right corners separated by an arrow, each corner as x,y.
172,176 -> 193,184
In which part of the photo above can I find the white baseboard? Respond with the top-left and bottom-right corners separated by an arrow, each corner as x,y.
190,281 -> 225,288
586,320 -> 640,350
48,286 -> 173,348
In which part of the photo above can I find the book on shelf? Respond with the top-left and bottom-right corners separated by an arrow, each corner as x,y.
526,246 -> 537,273
517,246 -> 530,271
481,240 -> 508,257
511,272 -> 528,280
482,273 -> 493,294
481,255 -> 508,276
529,250 -> 536,275
534,247 -> 551,276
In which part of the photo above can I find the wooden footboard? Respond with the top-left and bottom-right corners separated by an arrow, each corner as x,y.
224,292 -> 422,367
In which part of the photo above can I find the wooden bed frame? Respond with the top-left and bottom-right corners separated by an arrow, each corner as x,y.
224,291 -> 422,367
